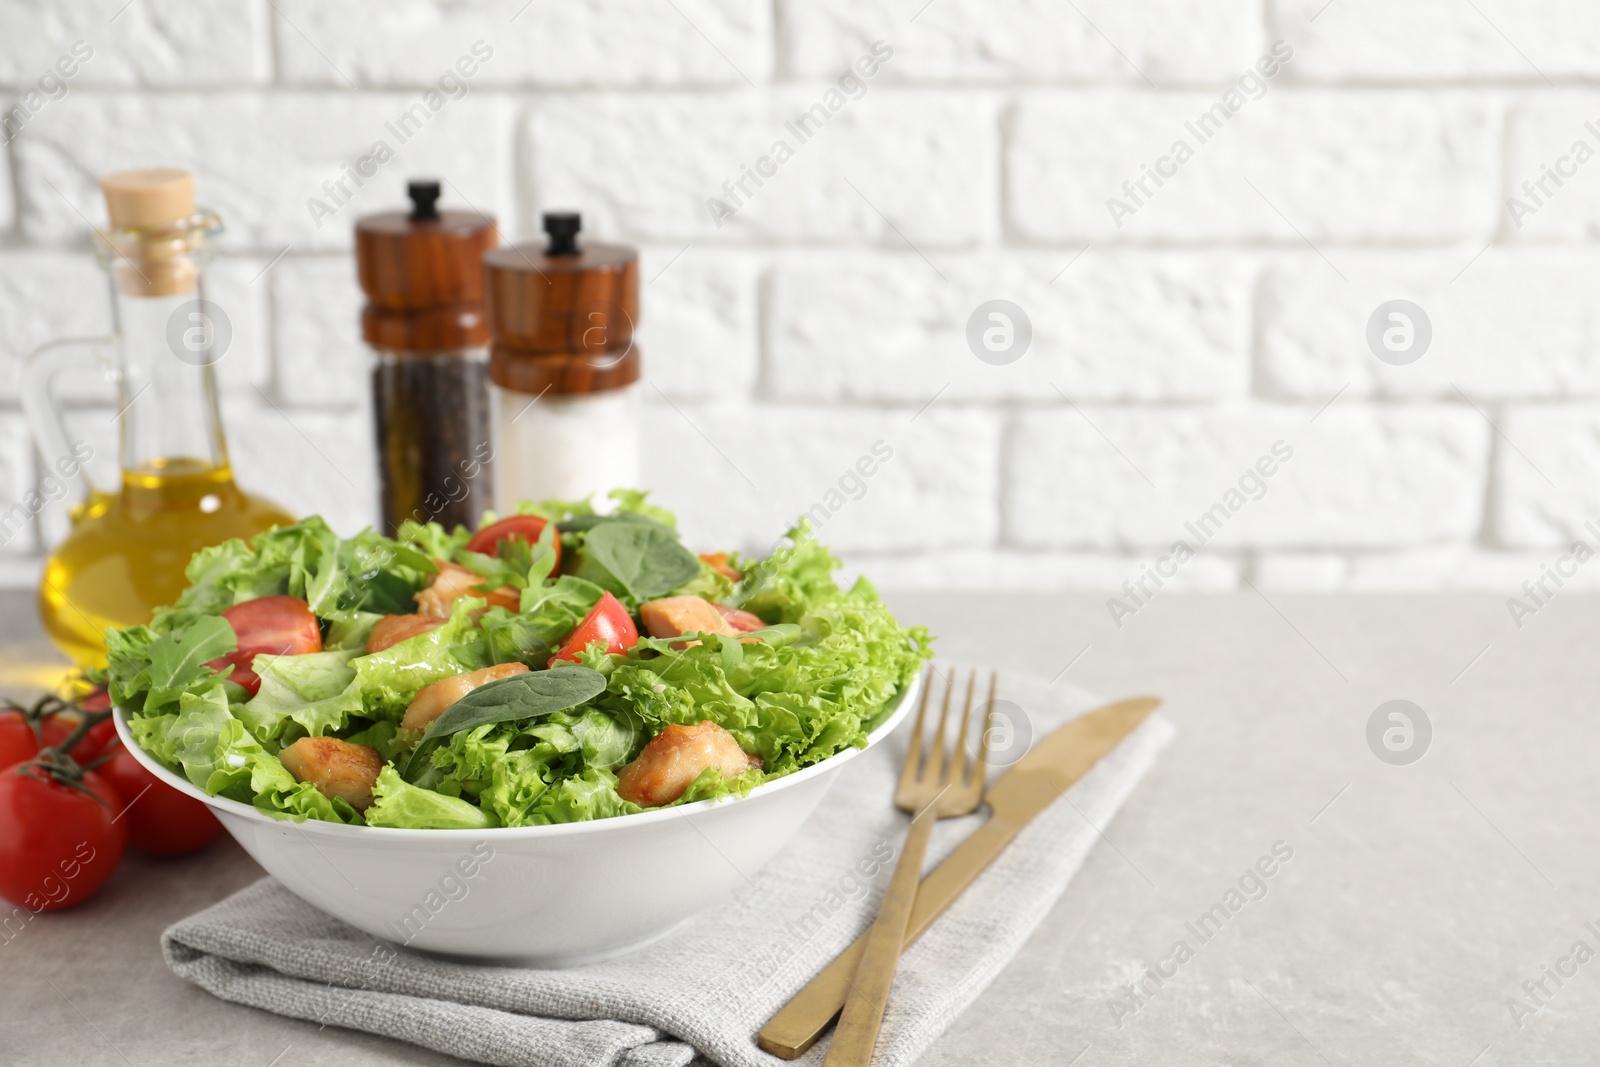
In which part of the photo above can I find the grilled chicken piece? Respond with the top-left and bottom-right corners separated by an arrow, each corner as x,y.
639,596 -> 740,641
364,613 -> 445,654
401,661 -> 530,734
279,737 -> 384,812
616,720 -> 755,807
415,560 -> 519,619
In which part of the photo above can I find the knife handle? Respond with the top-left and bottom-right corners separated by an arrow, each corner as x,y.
758,816 -> 1023,1060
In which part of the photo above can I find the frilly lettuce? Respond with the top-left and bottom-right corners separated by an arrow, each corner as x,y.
131,685 -> 361,824
366,767 -> 497,829
238,649 -> 361,742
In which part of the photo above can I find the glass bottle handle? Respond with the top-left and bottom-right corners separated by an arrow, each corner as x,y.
21,336 -> 114,501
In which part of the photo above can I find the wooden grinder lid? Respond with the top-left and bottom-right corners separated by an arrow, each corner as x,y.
355,180 -> 497,351
483,212 -> 638,394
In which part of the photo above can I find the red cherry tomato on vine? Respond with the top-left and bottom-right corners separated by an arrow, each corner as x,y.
0,710 -> 38,771
98,742 -> 224,857
0,763 -> 126,912
39,712 -> 118,765
550,592 -> 639,666
466,515 -> 560,571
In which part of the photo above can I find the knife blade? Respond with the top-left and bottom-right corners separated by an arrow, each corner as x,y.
756,694 -> 1161,1059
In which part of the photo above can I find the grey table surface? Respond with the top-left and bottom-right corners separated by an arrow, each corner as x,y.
0,587 -> 1593,1066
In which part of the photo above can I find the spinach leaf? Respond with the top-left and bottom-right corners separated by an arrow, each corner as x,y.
577,521 -> 701,603
557,511 -> 671,535
145,615 -> 237,710
421,667 -> 608,742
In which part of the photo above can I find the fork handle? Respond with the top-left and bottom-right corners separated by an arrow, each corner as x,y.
823,807 -> 938,1066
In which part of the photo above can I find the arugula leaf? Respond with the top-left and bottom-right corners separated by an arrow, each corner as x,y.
421,666 -> 608,742
576,521 -> 701,603
144,616 -> 237,711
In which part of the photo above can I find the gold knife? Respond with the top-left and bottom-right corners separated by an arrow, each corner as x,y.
757,695 -> 1161,1060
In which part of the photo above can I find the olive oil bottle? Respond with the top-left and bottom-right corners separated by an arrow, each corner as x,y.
23,169 -> 293,666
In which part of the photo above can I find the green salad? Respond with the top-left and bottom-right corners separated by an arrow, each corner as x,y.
102,491 -> 932,829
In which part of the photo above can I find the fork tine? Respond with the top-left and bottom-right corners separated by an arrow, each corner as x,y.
947,669 -> 978,786
970,670 -> 999,788
923,666 -> 956,783
897,665 -> 936,792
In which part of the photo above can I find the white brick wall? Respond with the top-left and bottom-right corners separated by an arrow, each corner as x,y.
0,0 -> 1594,593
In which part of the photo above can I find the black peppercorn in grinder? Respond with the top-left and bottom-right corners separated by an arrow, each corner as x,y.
354,180 -> 498,536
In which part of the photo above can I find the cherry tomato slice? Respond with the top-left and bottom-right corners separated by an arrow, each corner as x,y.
713,604 -> 766,633
207,596 -> 323,697
206,649 -> 265,696
550,592 -> 639,666
466,515 -> 560,571
98,741 -> 224,856
0,763 -> 126,912
221,596 -> 322,656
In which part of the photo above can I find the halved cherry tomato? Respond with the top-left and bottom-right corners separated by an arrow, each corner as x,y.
207,649 -> 265,696
0,762 -> 125,912
467,515 -> 560,571
222,596 -> 323,655
713,603 -> 765,633
99,740 -> 224,856
206,596 -> 323,697
550,592 -> 639,666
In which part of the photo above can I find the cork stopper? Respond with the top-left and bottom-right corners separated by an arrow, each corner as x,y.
355,180 -> 498,352
101,168 -> 195,230
483,212 -> 639,394
97,167 -> 211,297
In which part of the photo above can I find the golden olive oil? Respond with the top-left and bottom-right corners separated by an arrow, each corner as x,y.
39,459 -> 294,667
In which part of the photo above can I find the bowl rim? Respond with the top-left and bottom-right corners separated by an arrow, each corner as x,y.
112,671 -> 921,840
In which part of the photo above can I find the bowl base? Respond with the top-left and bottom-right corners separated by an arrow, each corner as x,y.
406,916 -> 693,969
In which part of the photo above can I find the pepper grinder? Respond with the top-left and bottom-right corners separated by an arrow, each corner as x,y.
355,180 -> 498,534
483,211 -> 640,506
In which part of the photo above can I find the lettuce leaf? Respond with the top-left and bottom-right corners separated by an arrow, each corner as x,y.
349,597 -> 480,720
521,767 -> 640,825
238,649 -> 362,742
735,521 -> 843,625
461,576 -> 607,668
150,519 -> 433,632
365,767 -> 497,829
130,684 -> 360,824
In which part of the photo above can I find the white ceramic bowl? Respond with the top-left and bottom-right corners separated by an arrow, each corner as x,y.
114,675 -> 918,966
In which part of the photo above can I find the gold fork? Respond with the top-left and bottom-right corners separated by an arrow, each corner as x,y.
824,665 -> 995,1066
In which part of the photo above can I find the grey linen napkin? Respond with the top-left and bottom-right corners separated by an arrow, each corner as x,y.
163,666 -> 1174,1067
